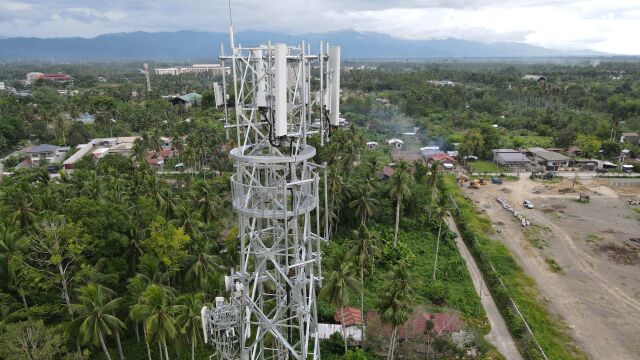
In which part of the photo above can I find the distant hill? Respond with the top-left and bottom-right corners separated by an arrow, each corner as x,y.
0,30 -> 605,61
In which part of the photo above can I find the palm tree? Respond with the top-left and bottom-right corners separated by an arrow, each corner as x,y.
364,155 -> 381,180
127,275 -> 153,360
0,223 -> 28,308
184,238 -> 223,298
389,162 -> 414,245
174,293 -> 204,360
379,264 -> 413,360
321,256 -> 360,353
2,186 -> 36,229
133,138 -> 149,163
71,284 -> 126,360
349,184 -> 379,225
192,181 -> 221,224
327,171 -> 345,234
171,204 -> 204,241
144,174 -> 171,213
347,224 -> 379,348
131,284 -> 178,360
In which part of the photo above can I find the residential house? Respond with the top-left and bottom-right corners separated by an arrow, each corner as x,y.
317,307 -> 363,342
526,147 -> 571,171
566,146 -> 582,157
379,166 -> 396,180
334,307 -> 363,328
170,92 -> 202,107
366,141 -> 379,150
387,138 -> 404,150
427,80 -> 456,86
402,127 -> 420,136
367,308 -> 460,340
28,144 -> 68,166
62,137 -> 139,170
522,74 -> 547,82
63,144 -> 93,170
420,146 -> 442,160
75,113 -> 95,124
492,149 -> 531,169
146,155 -> 165,172
391,150 -> 423,163
621,132 -> 640,146
160,136 -> 173,151
427,153 -> 455,163
446,151 -> 459,158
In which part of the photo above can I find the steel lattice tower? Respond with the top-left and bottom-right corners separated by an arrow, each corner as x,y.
202,36 -> 341,360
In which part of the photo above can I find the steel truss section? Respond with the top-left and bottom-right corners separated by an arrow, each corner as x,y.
203,39 -> 337,360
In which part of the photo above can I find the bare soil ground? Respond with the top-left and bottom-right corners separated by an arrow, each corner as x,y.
462,176 -> 640,360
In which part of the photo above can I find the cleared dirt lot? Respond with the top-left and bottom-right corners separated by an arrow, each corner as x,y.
462,176 -> 640,360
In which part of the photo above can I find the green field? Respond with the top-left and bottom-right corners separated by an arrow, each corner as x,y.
468,160 -> 506,173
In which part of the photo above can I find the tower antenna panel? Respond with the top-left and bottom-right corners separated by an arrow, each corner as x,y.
328,46 -> 341,126
254,49 -> 268,108
273,43 -> 288,137
213,82 -> 224,108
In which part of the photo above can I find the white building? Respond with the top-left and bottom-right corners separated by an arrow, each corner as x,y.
428,80 -> 456,86
522,74 -> 547,82
155,68 -> 179,75
0,82 -> 5,91
26,72 -> 44,82
387,138 -> 404,150
155,64 -> 230,76
28,144 -> 68,165
317,324 -> 362,342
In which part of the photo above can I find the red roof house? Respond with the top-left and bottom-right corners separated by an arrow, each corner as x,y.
38,73 -> 72,81
427,153 -> 455,163
367,309 -> 460,339
334,307 -> 363,327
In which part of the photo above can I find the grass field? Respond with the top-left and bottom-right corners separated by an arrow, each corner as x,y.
468,160 -> 506,173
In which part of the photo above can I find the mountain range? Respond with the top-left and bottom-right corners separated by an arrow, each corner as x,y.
0,30 -> 606,61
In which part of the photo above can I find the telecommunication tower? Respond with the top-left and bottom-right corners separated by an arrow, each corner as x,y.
142,63 -> 152,93
201,31 -> 341,360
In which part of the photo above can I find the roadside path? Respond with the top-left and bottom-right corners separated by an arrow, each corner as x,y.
445,216 -> 524,360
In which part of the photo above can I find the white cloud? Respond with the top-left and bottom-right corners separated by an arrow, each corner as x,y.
0,0 -> 638,54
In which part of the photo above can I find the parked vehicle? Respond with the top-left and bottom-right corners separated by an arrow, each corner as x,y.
542,172 -> 555,180
491,177 -> 503,184
523,200 -> 534,209
47,165 -> 60,173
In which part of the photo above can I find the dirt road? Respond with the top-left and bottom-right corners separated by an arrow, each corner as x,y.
463,176 -> 640,359
445,216 -> 523,360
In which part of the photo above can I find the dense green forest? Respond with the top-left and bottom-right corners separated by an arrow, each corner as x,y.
341,61 -> 640,162
3,59 -> 639,359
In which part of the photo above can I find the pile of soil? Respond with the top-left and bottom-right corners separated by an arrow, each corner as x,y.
597,243 -> 640,266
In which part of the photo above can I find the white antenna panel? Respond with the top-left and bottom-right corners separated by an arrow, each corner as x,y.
273,43 -> 288,137
328,46 -> 341,126
213,82 -> 224,107
254,50 -> 268,107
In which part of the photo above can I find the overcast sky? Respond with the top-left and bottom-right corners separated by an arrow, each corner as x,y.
1,0 -> 639,54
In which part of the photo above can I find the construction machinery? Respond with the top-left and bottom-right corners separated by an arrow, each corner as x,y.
491,177 -> 503,185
